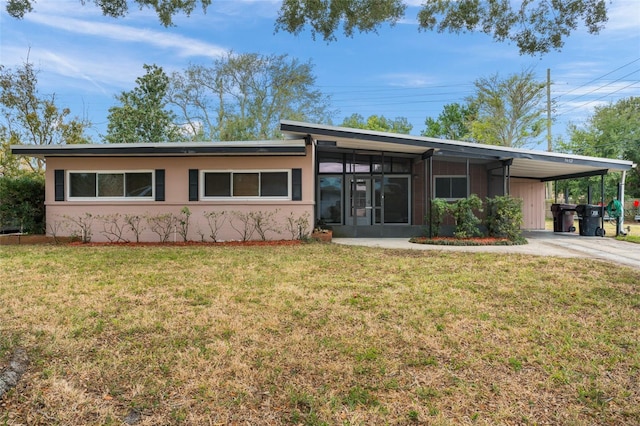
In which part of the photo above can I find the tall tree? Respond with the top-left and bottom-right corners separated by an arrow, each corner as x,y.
105,64 -> 182,143
467,69 -> 546,148
6,0 -> 212,27
421,102 -> 477,141
0,62 -> 91,174
7,1 -> 609,55
557,97 -> 640,198
341,113 -> 412,134
167,53 -> 332,141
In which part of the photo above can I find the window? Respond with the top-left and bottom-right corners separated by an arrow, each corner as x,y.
434,176 -> 467,200
319,176 -> 343,224
203,171 -> 290,199
68,171 -> 153,199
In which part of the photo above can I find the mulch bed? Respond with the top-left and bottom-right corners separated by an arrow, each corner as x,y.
0,235 -> 303,247
68,240 -> 303,247
410,236 -> 527,246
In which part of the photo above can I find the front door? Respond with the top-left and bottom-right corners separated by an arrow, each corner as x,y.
347,178 -> 373,226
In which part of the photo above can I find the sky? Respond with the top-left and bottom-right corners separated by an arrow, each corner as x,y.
0,0 -> 639,150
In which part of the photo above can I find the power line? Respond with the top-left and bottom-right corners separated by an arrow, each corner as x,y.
555,69 -> 639,117
553,57 -> 640,101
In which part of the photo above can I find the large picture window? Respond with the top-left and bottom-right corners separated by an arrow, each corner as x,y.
68,171 -> 153,199
203,171 -> 290,199
434,176 -> 467,200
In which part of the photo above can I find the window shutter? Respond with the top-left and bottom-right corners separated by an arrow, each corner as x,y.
155,169 -> 165,201
189,169 -> 199,201
292,168 -> 302,201
54,170 -> 65,201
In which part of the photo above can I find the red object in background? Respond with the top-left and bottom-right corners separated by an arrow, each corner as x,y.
635,200 -> 640,208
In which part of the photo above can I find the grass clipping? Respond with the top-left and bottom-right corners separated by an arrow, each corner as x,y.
1,245 -> 639,425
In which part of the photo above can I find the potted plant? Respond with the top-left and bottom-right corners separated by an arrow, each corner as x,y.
311,220 -> 332,242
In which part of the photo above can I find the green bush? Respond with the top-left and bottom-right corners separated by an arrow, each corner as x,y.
0,174 -> 45,234
449,194 -> 483,238
485,195 -> 524,242
424,198 -> 448,237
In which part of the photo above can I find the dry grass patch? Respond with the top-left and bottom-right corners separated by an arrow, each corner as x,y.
1,244 -> 639,425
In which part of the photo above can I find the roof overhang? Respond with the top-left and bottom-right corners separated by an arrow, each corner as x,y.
281,120 -> 635,181
10,139 -> 308,158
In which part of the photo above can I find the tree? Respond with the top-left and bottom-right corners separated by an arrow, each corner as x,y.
105,64 -> 183,143
556,97 -> 640,199
6,0 -> 212,27
0,173 -> 45,234
466,69 -> 546,148
421,102 -> 477,141
0,61 -> 91,175
416,0 -> 608,55
341,113 -> 412,134
6,1 -> 609,55
167,53 -> 332,141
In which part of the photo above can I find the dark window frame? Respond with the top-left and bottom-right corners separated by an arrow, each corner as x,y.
201,170 -> 291,200
67,170 -> 155,200
434,175 -> 468,200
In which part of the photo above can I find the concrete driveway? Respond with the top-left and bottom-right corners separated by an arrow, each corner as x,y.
334,231 -> 640,271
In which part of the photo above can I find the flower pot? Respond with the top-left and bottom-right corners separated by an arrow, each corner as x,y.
311,230 -> 332,242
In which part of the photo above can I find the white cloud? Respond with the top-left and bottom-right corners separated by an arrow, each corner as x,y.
603,0 -> 640,32
379,73 -> 437,88
25,13 -> 228,59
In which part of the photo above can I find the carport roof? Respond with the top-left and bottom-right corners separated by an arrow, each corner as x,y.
281,120 -> 635,181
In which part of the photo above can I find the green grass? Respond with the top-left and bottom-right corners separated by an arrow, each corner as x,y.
1,244 -> 639,424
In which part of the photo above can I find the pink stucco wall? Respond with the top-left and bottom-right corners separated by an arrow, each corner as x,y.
44,148 -> 315,242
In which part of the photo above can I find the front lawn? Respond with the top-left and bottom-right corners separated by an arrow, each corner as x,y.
1,245 -> 639,424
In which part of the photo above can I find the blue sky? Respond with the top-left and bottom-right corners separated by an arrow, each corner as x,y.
1,0 -> 638,149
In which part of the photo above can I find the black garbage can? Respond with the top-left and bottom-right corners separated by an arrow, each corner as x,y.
551,204 -> 576,232
575,204 -> 605,236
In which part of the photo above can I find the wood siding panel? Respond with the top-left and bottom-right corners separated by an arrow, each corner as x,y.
511,179 -> 546,230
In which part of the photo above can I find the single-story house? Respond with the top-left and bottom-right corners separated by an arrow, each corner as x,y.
11,120 -> 635,242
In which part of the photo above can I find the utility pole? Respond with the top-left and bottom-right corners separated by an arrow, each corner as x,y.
547,68 -> 552,152
546,69 -> 553,201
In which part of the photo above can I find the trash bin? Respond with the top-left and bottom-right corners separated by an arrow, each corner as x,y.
551,204 -> 576,232
575,204 -> 605,236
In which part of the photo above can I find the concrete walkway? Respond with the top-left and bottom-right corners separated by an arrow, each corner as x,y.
334,231 -> 640,271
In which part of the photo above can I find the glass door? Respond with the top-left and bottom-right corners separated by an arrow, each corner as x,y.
347,178 -> 373,226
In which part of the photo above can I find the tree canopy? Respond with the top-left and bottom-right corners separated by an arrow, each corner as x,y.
0,61 -> 91,175
105,64 -> 183,143
6,0 -> 212,27
466,69 -> 546,148
340,113 -> 412,134
556,97 -> 640,199
167,53 -> 332,141
421,70 -> 545,148
421,102 -> 477,141
6,0 -> 609,55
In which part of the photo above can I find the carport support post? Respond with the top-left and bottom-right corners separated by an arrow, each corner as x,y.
600,174 -> 605,237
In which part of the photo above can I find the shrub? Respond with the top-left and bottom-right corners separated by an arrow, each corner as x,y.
146,213 -> 177,243
251,210 -> 280,241
64,213 -> 94,243
203,211 -> 226,242
177,206 -> 191,242
0,173 -> 45,234
424,198 -> 448,237
485,195 -> 524,242
98,213 -> 128,242
285,211 -> 311,240
449,194 -> 483,238
229,211 -> 256,241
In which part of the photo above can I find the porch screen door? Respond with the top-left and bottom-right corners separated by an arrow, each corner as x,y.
348,178 -> 372,226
